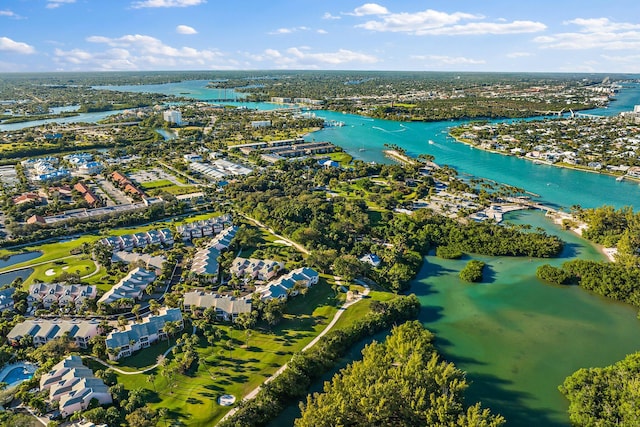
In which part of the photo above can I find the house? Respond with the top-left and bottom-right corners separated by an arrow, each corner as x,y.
132,232 -> 149,248
111,251 -> 165,272
12,193 -> 41,206
145,229 -> 162,246
105,308 -> 183,360
159,228 -> 174,245
183,292 -> 252,321
40,355 -> 112,418
77,161 -> 104,175
0,287 -> 16,311
177,214 -> 233,241
230,257 -> 284,281
255,267 -> 319,300
28,283 -> 97,309
97,267 -> 156,305
190,226 -> 238,281
318,159 -> 340,169
7,319 -> 100,348
359,253 -> 382,268
99,236 -> 122,251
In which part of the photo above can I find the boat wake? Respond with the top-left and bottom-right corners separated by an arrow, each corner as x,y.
372,126 -> 407,133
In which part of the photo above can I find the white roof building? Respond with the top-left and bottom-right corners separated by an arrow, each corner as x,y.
98,267 -> 156,305
183,292 -> 252,321
40,355 -> 112,418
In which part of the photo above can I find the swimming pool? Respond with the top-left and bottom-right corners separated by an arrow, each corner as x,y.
0,363 -> 36,388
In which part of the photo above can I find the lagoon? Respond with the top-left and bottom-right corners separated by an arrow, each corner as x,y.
414,210 -> 640,426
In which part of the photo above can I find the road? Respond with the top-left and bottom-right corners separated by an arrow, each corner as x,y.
238,212 -> 310,255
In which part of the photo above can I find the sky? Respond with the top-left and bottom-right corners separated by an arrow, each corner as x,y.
1,0 -> 640,73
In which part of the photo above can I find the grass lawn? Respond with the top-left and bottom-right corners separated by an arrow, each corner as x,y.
328,151 -> 353,166
141,179 -> 174,190
91,281 -> 341,426
149,184 -> 199,196
26,258 -> 98,285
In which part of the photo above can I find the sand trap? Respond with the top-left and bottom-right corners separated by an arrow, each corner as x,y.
45,269 -> 56,276
273,239 -> 292,246
218,394 -> 236,406
62,266 -> 69,270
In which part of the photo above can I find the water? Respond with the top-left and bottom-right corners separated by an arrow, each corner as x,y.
94,79 -> 248,101
0,110 -> 120,132
155,128 -> 177,141
0,251 -> 41,269
0,268 -> 34,286
414,210 -> 640,426
0,363 -> 36,388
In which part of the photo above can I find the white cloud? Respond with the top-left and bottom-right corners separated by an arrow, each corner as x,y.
47,0 -> 76,9
412,55 -> 485,65
131,0 -> 206,9
354,6 -> 545,36
506,52 -> 533,58
0,10 -> 16,17
350,3 -> 389,16
54,33 -> 227,70
176,25 -> 198,34
322,12 -> 340,20
535,18 -> 640,50
268,26 -> 311,35
317,29 -> 328,34
0,37 -> 35,54
245,47 -> 378,69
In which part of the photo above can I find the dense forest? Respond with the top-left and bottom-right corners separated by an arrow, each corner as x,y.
296,321 -> 504,427
560,351 -> 640,427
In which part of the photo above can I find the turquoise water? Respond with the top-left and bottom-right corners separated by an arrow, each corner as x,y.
414,210 -> 640,426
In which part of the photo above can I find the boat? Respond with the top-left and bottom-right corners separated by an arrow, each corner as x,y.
616,176 -> 625,181
428,140 -> 434,145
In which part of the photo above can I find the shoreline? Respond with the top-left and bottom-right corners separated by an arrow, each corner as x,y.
449,135 -> 640,183
545,210 -> 617,262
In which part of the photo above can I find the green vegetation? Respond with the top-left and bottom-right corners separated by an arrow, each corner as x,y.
219,295 -> 421,427
459,260 -> 485,282
560,351 -> 640,427
536,264 -> 573,285
296,320 -> 504,427
436,245 -> 463,259
140,179 -> 174,190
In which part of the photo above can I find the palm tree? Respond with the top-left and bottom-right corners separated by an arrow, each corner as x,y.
147,373 -> 156,392
131,304 -> 141,323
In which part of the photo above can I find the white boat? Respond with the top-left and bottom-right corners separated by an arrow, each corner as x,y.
428,140 -> 434,145
616,176 -> 625,182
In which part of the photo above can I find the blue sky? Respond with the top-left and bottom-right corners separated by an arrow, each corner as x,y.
1,0 -> 639,73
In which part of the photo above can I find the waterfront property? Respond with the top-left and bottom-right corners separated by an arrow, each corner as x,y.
255,267 -> 319,300
40,355 -> 112,418
105,307 -> 183,360
183,291 -> 252,321
97,267 -> 156,305
7,318 -> 100,348
28,283 -> 97,309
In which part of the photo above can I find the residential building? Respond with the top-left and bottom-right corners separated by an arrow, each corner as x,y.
40,355 -> 112,418
28,283 -> 97,308
190,225 -> 238,280
111,251 -> 165,272
251,120 -> 271,128
12,192 -> 41,206
7,319 -> 100,348
98,267 -> 156,305
360,253 -> 382,267
183,292 -> 252,321
163,109 -> 182,125
230,257 -> 284,281
0,287 -> 16,311
255,267 -> 319,300
105,308 -> 183,360
176,214 -> 232,241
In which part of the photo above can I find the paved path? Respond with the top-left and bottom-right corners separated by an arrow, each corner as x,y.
81,260 -> 101,279
221,279 -> 370,422
238,213 -> 310,255
84,326 -> 195,375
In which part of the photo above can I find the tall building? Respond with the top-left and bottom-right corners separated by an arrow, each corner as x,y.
163,109 -> 182,125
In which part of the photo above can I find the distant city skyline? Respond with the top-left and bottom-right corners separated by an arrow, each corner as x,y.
1,1 -> 639,73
